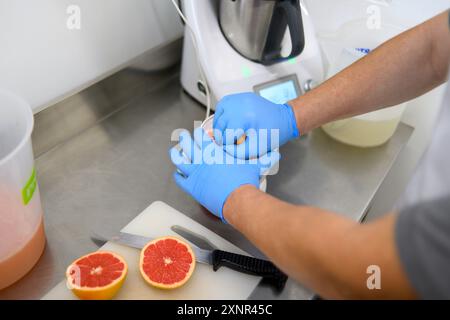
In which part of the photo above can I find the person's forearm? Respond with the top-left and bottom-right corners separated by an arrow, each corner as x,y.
291,11 -> 450,134
223,185 -> 416,299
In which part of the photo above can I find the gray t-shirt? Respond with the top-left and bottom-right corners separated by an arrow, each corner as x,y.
395,72 -> 450,299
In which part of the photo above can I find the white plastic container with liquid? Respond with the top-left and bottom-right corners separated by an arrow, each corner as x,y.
321,20 -> 407,147
0,90 -> 45,290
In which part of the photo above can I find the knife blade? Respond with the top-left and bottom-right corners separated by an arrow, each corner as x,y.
170,225 -> 217,251
91,231 -> 288,292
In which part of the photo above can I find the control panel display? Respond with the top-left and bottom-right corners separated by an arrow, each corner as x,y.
254,75 -> 301,104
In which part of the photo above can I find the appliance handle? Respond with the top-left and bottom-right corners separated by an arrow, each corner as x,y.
261,0 -> 305,65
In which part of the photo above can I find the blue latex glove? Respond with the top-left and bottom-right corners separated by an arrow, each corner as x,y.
213,93 -> 299,159
170,127 -> 281,222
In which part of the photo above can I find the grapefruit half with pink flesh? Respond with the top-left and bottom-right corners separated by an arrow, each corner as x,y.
66,251 -> 127,300
139,236 -> 196,289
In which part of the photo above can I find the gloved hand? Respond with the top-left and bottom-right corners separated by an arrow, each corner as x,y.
213,93 -> 299,159
170,127 -> 281,222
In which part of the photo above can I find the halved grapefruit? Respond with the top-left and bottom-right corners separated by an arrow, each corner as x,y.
139,236 -> 196,289
66,251 -> 127,300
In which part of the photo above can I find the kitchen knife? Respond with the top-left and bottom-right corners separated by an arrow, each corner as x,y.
91,231 -> 288,292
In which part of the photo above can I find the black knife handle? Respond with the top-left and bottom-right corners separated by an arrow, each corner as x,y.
212,250 -> 288,292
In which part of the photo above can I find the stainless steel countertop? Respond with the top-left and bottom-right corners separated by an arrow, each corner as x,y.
0,68 -> 412,300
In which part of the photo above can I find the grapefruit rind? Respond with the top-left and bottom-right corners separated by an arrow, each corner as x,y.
139,236 -> 196,290
65,251 -> 128,300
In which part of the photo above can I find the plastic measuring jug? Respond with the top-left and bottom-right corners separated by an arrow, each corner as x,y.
321,20 -> 407,147
0,90 -> 45,290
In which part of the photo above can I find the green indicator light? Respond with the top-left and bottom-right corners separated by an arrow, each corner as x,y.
288,58 -> 297,64
241,66 -> 252,78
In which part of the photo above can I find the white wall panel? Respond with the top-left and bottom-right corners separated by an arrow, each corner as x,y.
0,0 -> 183,112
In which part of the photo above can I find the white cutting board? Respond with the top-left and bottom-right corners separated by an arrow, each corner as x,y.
42,201 -> 261,300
